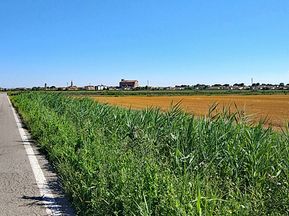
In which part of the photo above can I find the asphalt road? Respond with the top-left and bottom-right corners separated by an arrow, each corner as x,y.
0,93 -> 74,216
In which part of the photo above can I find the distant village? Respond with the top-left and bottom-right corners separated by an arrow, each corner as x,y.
1,79 -> 289,91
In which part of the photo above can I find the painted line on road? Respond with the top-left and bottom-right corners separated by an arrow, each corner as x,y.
7,95 -> 62,216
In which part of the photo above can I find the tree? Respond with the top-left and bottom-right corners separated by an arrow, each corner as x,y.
252,83 -> 260,87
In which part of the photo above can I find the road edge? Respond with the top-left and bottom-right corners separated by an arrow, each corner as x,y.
7,94 -> 63,216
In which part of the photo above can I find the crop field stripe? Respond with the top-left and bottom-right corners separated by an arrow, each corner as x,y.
91,95 -> 289,129
8,96 -> 62,216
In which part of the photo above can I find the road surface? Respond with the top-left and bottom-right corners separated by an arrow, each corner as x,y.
0,93 -> 74,216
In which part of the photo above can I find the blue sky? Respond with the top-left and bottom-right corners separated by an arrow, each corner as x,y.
0,0 -> 288,88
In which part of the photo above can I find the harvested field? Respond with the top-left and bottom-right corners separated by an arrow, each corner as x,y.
92,95 -> 289,129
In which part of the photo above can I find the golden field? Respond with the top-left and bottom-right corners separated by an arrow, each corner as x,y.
91,95 -> 289,129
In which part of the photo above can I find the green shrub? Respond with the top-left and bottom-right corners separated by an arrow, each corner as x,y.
11,92 -> 289,215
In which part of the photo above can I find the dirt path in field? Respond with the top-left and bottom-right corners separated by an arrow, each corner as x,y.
91,95 -> 289,129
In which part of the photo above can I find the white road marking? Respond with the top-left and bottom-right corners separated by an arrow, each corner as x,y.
7,95 -> 62,216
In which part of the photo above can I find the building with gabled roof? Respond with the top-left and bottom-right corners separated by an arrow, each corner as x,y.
119,79 -> 139,89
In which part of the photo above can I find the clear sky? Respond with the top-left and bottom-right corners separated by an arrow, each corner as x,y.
0,0 -> 288,88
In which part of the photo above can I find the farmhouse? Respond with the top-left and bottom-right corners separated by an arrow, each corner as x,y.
67,86 -> 78,91
67,81 -> 78,90
84,85 -> 96,91
119,79 -> 139,89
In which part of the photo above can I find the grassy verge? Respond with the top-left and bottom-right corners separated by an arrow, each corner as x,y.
9,89 -> 289,97
11,92 -> 289,215
62,89 -> 289,97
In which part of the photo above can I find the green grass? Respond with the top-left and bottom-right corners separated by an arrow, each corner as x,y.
63,89 -> 288,96
11,92 -> 289,215
9,89 -> 289,97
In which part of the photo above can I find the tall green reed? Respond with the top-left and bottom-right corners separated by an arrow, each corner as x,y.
11,92 -> 289,215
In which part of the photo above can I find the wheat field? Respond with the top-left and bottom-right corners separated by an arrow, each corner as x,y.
92,95 -> 289,128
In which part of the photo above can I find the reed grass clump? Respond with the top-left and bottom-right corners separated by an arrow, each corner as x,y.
11,92 -> 289,215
